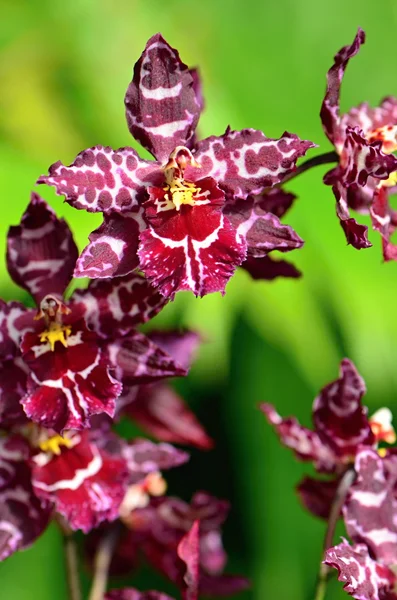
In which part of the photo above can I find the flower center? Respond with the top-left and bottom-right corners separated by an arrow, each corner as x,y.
369,407 -> 396,445
366,125 -> 397,187
161,146 -> 201,212
35,295 -> 72,351
39,433 -> 74,455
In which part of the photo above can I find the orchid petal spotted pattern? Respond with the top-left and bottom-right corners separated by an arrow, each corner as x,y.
7,193 -> 78,303
125,34 -> 201,163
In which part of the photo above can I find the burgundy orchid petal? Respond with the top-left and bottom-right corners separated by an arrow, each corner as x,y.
225,196 -> 303,256
177,520 -> 200,600
242,255 -> 301,280
188,129 -> 315,199
74,211 -> 144,279
341,97 -> 397,136
32,432 -> 128,533
71,273 -> 167,338
296,476 -> 339,520
329,177 -> 372,249
369,186 -> 397,261
21,320 -> 121,433
123,439 -> 189,479
254,188 -> 297,218
105,591 -> 176,600
107,331 -> 187,385
199,574 -> 250,597
0,437 -> 51,561
139,178 -> 246,298
344,449 -> 397,564
320,28 -> 365,148
260,403 -> 336,472
122,383 -> 214,450
313,359 -> 374,460
125,34 -> 201,163
0,300 -> 34,360
0,358 -> 29,428
148,331 -> 200,371
38,146 -> 160,213
7,193 -> 78,303
325,540 -> 397,600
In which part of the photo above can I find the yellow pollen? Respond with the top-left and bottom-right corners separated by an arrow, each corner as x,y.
378,448 -> 388,458
39,322 -> 72,351
166,179 -> 200,211
39,434 -> 74,455
381,171 -> 397,189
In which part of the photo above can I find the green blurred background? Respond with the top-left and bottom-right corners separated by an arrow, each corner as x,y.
2,1 -> 397,598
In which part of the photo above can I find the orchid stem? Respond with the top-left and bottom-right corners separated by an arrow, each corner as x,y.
62,530 -> 82,600
88,523 -> 122,600
313,468 -> 356,600
282,151 -> 339,184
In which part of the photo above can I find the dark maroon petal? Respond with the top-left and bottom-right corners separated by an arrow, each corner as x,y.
189,129 -> 315,199
242,255 -> 301,280
369,186 -> 397,261
107,331 -> 187,385
0,301 -> 35,360
0,358 -> 29,428
320,28 -> 365,147
260,403 -> 336,472
148,331 -> 200,370
343,449 -> 397,564
106,591 -> 176,600
71,273 -> 167,338
177,520 -> 200,600
38,146 -> 159,213
296,476 -> 339,520
74,212 -> 143,279
199,574 -> 250,597
139,178 -> 246,298
225,196 -> 303,257
7,193 -> 78,303
21,320 -> 120,433
125,34 -> 201,163
32,432 -> 128,533
330,178 -> 372,249
0,437 -> 51,561
123,439 -> 189,479
313,359 -> 374,460
253,188 -> 297,218
122,383 -> 214,450
325,540 -> 397,600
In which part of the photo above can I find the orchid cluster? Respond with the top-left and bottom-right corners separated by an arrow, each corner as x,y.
2,24 -> 397,600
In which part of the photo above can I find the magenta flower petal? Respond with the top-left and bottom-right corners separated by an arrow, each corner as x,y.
325,540 -> 397,600
0,300 -> 34,360
106,591 -> 176,600
7,193 -> 78,303
21,320 -> 121,433
32,432 -> 128,533
178,520 -> 200,600
0,358 -> 29,428
71,273 -> 167,337
125,34 -> 201,163
139,178 -> 246,297
313,359 -> 374,460
242,255 -> 301,280
148,331 -> 200,371
122,383 -> 214,450
74,212 -> 143,279
320,28 -> 366,147
38,146 -> 159,213
296,476 -> 339,520
190,129 -> 315,199
123,439 -> 189,480
0,437 -> 50,561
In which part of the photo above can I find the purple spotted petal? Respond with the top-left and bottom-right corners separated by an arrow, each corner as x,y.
148,331 -> 200,371
296,476 -> 339,519
106,591 -> 176,600
38,146 -> 160,213
0,301 -> 34,360
225,196 -> 303,256
7,194 -> 78,303
369,186 -> 397,262
177,520 -> 200,600
125,33 -> 201,163
313,359 -> 374,460
0,358 -> 29,428
32,432 -> 129,533
0,436 -> 51,561
122,439 -> 189,481
122,383 -> 214,450
254,188 -> 297,218
241,255 -> 301,280
260,403 -> 336,472
187,129 -> 315,199
325,540 -> 397,600
107,331 -> 187,385
341,97 -> 397,136
320,28 -> 366,148
71,273 -> 167,338
343,449 -> 397,564
74,211 -> 144,279
329,178 -> 372,249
